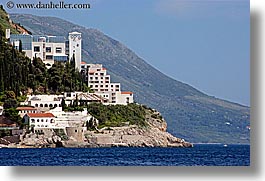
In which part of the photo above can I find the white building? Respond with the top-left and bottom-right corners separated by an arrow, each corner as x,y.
9,32 -> 82,70
85,64 -> 134,105
68,32 -> 82,71
10,34 -> 68,69
24,113 -> 56,130
21,94 -> 64,108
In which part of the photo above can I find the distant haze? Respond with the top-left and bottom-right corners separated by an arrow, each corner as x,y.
6,0 -> 250,106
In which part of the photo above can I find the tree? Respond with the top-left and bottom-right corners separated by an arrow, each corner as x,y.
19,40 -> 22,52
61,98 -> 66,111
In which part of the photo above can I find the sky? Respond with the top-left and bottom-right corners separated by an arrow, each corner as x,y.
5,0 -> 250,106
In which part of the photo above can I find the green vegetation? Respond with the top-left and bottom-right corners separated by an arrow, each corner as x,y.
53,129 -> 68,140
0,21 -> 89,97
86,103 -> 148,129
0,5 -> 19,34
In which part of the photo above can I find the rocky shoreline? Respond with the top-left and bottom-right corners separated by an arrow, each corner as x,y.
14,126 -> 192,148
1,110 -> 193,148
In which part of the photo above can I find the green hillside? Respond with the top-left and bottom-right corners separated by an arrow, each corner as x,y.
8,13 -> 250,144
0,5 -> 18,34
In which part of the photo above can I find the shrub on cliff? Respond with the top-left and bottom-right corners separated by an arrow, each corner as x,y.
86,103 -> 147,128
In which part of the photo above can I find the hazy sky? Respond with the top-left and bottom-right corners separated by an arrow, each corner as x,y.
6,0 -> 250,106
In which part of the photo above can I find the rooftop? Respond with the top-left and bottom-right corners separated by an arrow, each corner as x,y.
121,92 -> 133,95
16,107 -> 37,111
26,113 -> 55,118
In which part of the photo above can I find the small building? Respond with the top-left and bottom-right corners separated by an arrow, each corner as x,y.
0,116 -> 18,129
16,107 -> 38,117
116,92 -> 134,105
23,113 -> 55,132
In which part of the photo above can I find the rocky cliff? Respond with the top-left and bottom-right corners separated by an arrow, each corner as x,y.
16,109 -> 192,148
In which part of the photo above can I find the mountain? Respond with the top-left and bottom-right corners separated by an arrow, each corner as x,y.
9,13 -> 250,144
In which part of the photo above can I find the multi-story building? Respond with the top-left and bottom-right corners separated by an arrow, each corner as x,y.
85,64 -> 134,105
9,31 -> 81,70
10,34 -> 68,69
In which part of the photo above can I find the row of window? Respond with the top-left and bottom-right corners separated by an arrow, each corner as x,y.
19,110 -> 37,113
34,103 -> 61,108
89,71 -> 104,75
33,46 -> 63,53
31,119 -> 54,123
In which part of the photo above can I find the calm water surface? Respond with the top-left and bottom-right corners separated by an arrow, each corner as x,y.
0,144 -> 250,166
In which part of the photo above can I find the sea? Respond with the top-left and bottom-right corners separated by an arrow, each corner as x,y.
0,144 -> 250,166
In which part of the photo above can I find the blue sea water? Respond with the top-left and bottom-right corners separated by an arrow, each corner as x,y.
0,144 -> 250,166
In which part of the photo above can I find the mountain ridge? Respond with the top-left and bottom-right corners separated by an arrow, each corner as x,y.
9,13 -> 250,144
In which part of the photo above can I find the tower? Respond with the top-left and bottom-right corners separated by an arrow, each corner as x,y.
68,32 -> 82,71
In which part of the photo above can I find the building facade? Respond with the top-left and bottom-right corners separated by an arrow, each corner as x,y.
24,113 -> 56,130
84,64 -> 134,105
9,31 -> 81,70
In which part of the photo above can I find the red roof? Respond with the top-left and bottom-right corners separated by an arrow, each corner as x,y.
16,107 -> 37,111
26,113 -> 54,118
121,91 -> 133,95
81,61 -> 87,65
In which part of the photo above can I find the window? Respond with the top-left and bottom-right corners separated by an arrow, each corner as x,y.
31,119 -> 35,123
46,47 -> 51,52
46,55 -> 53,60
56,47 -> 62,53
34,46 -> 40,52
